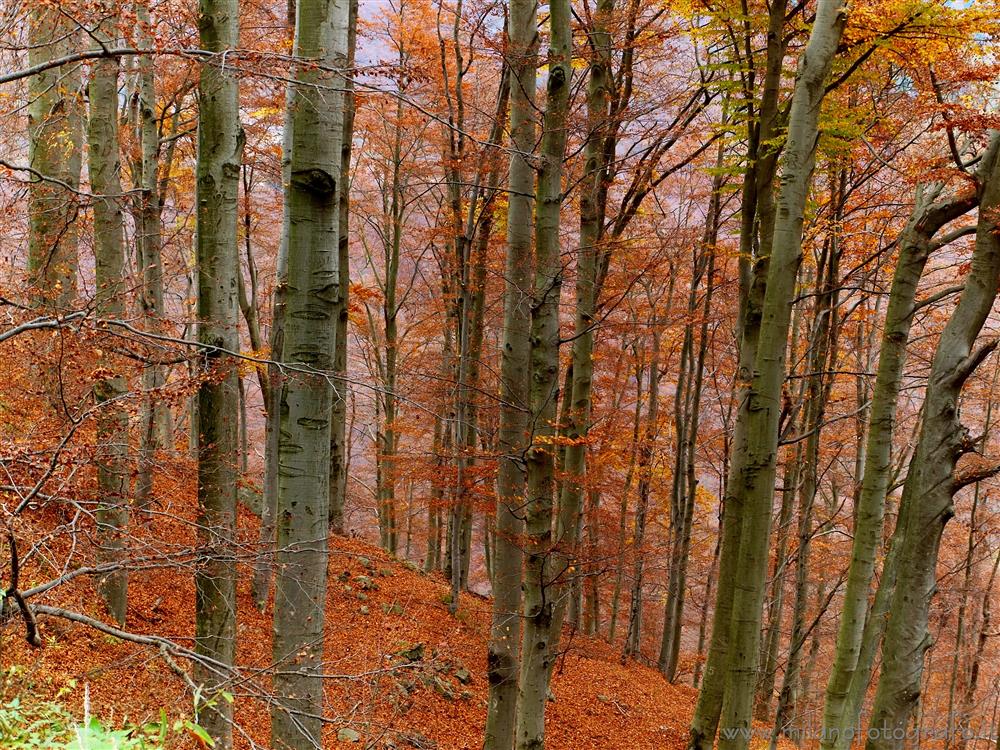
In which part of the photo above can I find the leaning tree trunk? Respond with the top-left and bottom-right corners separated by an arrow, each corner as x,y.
193,2 -> 243,747
88,10 -> 129,625
515,0 -> 572,742
270,0 -> 349,746
482,4 -> 535,740
718,3 -> 846,747
819,180 -> 978,750
865,133 -> 1000,750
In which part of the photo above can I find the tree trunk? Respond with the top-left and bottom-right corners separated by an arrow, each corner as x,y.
515,0 -> 572,740
819,180 -> 979,750
193,2 -> 243,746
865,134 -> 1000,750
27,5 -> 82,311
687,0 -> 787,740
660,167 -> 722,680
253,0 -> 297,611
134,0 -> 172,515
608,356 -> 644,644
270,0 -> 349,745
483,2 -> 536,744
718,3 -> 846,747
549,0 -> 613,659
774,196 -> 843,740
329,0 -> 358,535
624,320 -> 663,662
88,10 -> 129,625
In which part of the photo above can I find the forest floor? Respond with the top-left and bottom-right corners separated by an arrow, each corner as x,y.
6,494 -> 703,749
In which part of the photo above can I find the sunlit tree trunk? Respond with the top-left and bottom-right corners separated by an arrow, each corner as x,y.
270,0 -> 349,745
88,8 -> 128,625
193,1 -> 243,746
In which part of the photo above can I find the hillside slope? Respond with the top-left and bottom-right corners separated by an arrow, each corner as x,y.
6,506 -> 698,749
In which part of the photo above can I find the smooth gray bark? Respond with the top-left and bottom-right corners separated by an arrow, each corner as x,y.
193,2 -> 243,746
270,0 -> 349,745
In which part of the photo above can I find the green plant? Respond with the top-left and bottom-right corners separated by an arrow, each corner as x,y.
0,670 -> 213,749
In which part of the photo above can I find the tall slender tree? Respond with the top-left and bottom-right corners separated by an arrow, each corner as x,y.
270,0 -> 349,745
483,0 -> 536,743
193,1 -> 243,746
88,6 -> 128,625
717,2 -> 847,747
514,0 -> 572,739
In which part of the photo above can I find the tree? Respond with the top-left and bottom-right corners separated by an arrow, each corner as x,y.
193,0 -> 243,746
483,0 -> 536,741
819,178 -> 978,750
515,0 -> 572,741
87,4 -> 129,625
717,1 -> 847,746
270,0 -> 350,745
865,132 -> 1000,750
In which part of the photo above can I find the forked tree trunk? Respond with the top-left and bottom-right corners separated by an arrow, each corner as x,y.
515,0 -> 572,740
193,2 -> 243,747
270,0 -> 349,745
718,3 -> 846,747
865,133 -> 1000,750
819,180 -> 979,750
